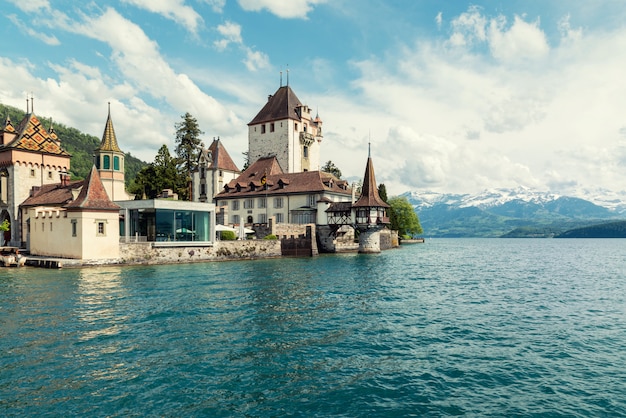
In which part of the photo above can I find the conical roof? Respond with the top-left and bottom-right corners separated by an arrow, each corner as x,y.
96,105 -> 122,152
353,156 -> 389,208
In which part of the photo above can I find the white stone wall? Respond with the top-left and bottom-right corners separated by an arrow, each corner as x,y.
28,207 -> 119,259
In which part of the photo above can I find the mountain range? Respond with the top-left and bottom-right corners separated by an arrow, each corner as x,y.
403,187 -> 626,237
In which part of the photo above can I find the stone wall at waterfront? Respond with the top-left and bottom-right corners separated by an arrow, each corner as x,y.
119,239 -> 281,265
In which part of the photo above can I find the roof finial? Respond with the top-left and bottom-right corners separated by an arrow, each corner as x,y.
31,93 -> 34,114
286,65 -> 289,86
280,70 -> 283,87
108,101 -> 111,116
26,94 -> 29,113
368,130 -> 371,158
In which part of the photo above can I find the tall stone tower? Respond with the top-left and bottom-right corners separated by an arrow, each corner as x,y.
94,104 -> 130,201
248,84 -> 323,173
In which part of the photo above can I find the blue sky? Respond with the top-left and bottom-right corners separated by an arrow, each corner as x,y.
2,0 -> 626,201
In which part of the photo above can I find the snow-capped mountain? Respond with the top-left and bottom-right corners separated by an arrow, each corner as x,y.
401,187 -> 626,237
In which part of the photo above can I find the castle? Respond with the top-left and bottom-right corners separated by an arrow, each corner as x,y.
0,82 -> 391,260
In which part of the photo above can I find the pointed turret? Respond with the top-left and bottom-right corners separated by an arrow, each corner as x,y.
94,103 -> 130,201
96,104 -> 122,152
353,147 -> 390,253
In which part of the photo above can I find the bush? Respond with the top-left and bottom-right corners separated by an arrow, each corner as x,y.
263,234 -> 278,240
220,230 -> 236,240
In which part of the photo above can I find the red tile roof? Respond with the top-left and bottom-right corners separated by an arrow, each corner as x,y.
65,166 -> 120,211
216,156 -> 352,198
20,180 -> 85,207
208,138 -> 239,172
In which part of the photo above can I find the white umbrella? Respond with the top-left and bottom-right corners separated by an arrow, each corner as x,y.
215,224 -> 236,232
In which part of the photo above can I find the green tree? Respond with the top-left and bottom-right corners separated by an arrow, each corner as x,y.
378,183 -> 388,202
388,196 -> 423,238
174,112 -> 203,199
322,160 -> 342,179
129,145 -> 184,199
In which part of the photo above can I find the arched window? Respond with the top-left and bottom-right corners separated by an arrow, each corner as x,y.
103,155 -> 110,169
113,156 -> 120,171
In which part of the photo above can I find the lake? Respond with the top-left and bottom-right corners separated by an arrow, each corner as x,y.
1,239 -> 625,417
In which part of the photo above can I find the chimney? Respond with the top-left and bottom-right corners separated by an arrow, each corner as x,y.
59,171 -> 70,187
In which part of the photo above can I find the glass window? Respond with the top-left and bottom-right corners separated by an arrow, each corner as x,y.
275,213 -> 284,223
258,197 -> 266,209
103,155 -> 110,169
97,221 -> 105,236
232,200 -> 240,210
244,199 -> 254,209
114,156 -> 120,171
274,197 -> 283,208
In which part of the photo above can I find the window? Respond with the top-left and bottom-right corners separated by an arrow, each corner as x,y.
48,171 -> 52,179
270,122 -> 275,132
97,220 -> 106,236
274,197 -> 283,208
258,197 -> 266,209
200,167 -> 205,179
232,215 -> 240,224
30,169 -> 35,177
261,124 -> 266,134
275,213 -> 284,223
50,222 -> 53,232
294,123 -> 298,131
103,155 -> 110,169
71,220 -> 77,237
200,184 -> 206,196
303,146 -> 309,158
308,195 -> 316,207
244,199 -> 254,209
232,200 -> 240,211
258,213 -> 267,223
114,156 -> 120,171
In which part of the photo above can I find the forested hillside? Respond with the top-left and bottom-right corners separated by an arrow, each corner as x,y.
0,103 -> 146,185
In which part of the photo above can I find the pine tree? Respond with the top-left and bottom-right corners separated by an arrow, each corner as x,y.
174,112 -> 204,199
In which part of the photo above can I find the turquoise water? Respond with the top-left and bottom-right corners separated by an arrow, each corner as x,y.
1,239 -> 626,417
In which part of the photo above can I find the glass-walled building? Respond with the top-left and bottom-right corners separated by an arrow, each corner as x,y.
117,200 -> 216,245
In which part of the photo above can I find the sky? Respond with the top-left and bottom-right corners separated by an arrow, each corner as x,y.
2,0 -> 626,199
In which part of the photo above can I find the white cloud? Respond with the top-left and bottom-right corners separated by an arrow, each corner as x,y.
8,14 -> 60,45
488,16 -> 550,63
243,48 -> 270,72
201,0 -> 226,13
68,8 -> 240,132
214,21 -> 243,50
122,0 -> 203,34
6,0 -> 49,13
435,12 -> 442,29
237,0 -> 327,19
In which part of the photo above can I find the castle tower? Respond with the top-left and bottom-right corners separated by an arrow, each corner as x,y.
94,104 -> 129,201
247,84 -> 323,173
353,147 -> 390,253
0,101 -> 71,246
192,137 -> 240,203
